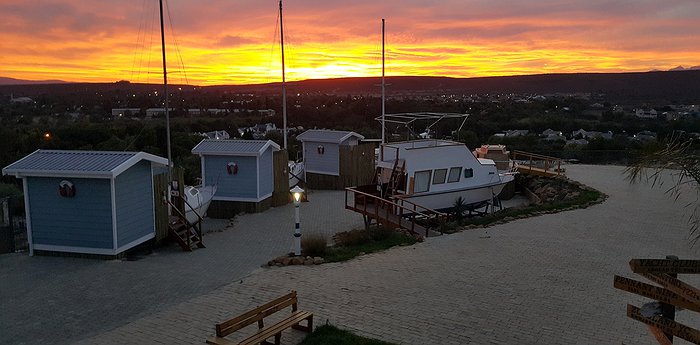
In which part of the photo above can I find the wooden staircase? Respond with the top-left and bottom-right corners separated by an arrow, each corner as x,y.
167,197 -> 205,252
345,185 -> 448,238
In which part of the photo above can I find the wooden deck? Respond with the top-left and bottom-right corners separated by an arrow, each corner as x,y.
512,151 -> 564,177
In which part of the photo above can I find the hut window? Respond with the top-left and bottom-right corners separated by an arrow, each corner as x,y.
447,167 -> 461,183
433,169 -> 447,185
317,145 -> 325,154
414,170 -> 431,193
464,168 -> 474,178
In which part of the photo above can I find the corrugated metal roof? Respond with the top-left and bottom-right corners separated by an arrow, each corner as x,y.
191,139 -> 280,156
296,130 -> 364,143
2,150 -> 167,178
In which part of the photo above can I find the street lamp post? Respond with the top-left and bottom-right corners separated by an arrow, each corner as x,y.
290,186 -> 304,256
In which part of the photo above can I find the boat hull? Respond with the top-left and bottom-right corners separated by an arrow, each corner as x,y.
397,174 -> 514,212
288,161 -> 305,187
184,185 -> 216,224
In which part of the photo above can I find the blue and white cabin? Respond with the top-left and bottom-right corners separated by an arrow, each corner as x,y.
2,150 -> 168,257
191,139 -> 280,215
296,130 -> 372,189
297,130 -> 364,176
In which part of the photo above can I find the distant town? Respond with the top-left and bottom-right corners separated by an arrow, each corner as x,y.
1,72 -> 699,184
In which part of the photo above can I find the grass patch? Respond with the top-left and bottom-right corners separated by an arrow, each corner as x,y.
299,325 -> 398,345
324,230 -> 417,263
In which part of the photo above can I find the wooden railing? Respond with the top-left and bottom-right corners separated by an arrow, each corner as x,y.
345,187 -> 448,237
512,150 -> 563,177
167,196 -> 204,249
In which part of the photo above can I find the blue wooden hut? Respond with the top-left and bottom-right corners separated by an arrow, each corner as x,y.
295,130 -> 373,189
191,139 -> 282,216
2,150 -> 168,257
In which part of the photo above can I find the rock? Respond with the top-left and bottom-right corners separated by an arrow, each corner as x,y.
267,261 -> 275,266
304,259 -> 314,265
313,257 -> 324,264
281,257 -> 292,266
291,257 -> 305,265
275,262 -> 283,267
306,256 -> 312,261
358,252 -> 366,256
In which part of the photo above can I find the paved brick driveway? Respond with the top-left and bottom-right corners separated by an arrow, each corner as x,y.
3,165 -> 700,344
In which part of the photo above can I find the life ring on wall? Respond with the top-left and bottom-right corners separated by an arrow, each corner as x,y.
227,162 -> 238,175
59,180 -> 76,197
317,145 -> 325,155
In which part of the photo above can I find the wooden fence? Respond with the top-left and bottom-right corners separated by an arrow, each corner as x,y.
272,149 -> 290,207
153,167 -> 184,244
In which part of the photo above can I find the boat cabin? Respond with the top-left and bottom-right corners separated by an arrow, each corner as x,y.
2,150 -> 168,257
375,140 -> 513,210
473,144 -> 511,171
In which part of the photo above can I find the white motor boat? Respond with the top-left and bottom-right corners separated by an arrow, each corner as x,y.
288,161 -> 304,187
374,139 -> 515,211
184,185 -> 216,224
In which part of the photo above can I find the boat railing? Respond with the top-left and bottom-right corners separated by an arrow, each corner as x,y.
345,186 -> 448,237
512,150 -> 563,176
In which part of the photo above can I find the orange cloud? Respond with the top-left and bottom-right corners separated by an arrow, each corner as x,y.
1,0 -> 699,85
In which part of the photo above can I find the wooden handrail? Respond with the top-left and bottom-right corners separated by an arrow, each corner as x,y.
391,194 -> 447,218
345,187 -> 448,236
512,150 -> 563,176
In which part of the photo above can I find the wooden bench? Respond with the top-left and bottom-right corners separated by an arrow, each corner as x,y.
206,291 -> 313,345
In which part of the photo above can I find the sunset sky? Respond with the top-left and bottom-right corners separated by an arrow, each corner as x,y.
1,0 -> 699,86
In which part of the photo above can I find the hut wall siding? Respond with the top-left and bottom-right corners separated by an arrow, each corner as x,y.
204,155 -> 258,200
27,177 -> 113,249
115,161 -> 155,247
303,140 -> 340,176
259,148 -> 274,198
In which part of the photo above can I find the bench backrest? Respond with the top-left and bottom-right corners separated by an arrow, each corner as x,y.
216,291 -> 299,337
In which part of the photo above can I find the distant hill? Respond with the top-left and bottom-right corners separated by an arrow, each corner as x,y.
0,77 -> 67,85
1,71 -> 699,104
206,71 -> 700,103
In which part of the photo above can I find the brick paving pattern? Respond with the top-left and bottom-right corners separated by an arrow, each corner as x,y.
3,165 -> 700,344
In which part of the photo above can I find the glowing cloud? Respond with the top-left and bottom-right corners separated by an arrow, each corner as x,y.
1,0 -> 699,85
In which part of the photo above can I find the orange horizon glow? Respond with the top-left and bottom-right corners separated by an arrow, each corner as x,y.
1,1 -> 699,86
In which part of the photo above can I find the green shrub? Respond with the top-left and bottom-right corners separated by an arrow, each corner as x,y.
333,229 -> 370,247
0,183 -> 22,198
301,233 -> 328,257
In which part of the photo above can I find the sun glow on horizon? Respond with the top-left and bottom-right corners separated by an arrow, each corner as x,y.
1,1 -> 699,86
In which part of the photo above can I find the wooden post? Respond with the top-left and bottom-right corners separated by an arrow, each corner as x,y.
662,255 -> 679,343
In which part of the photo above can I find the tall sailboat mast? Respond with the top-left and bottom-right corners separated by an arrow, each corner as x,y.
280,0 -> 288,149
159,0 -> 172,179
381,18 -> 386,144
